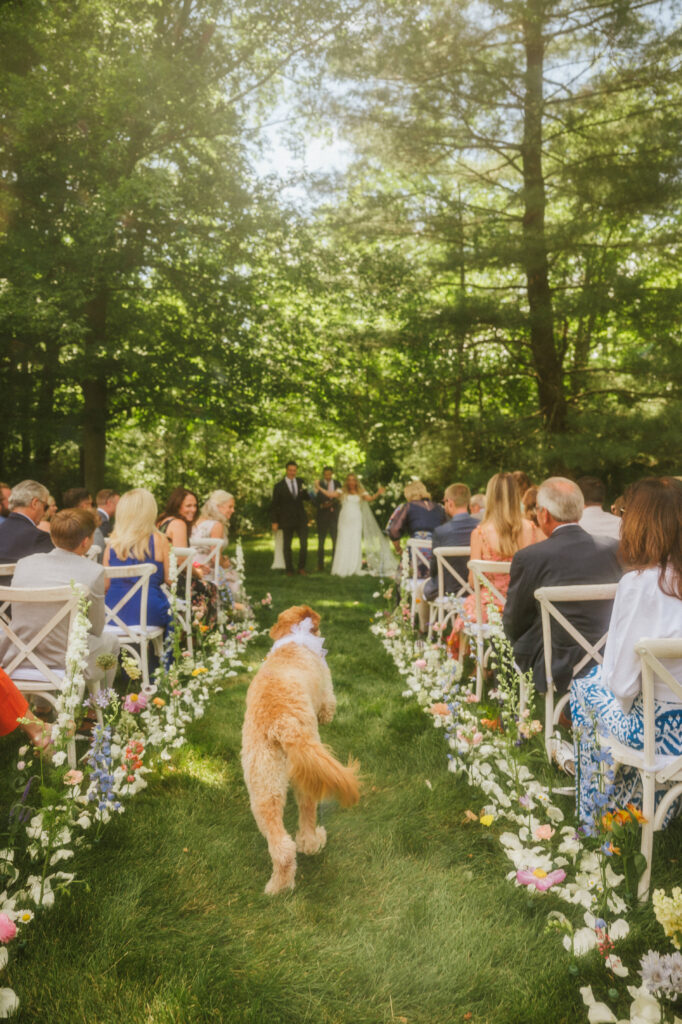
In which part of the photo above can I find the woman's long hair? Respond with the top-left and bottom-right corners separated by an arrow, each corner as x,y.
342,474 -> 367,496
620,477 -> 682,599
199,490 -> 233,525
403,480 -> 430,502
109,489 -> 159,561
157,486 -> 197,531
482,472 -> 524,557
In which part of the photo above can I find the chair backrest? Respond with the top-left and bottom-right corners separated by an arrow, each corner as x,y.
170,546 -> 197,606
433,546 -> 472,600
0,584 -> 83,686
190,536 -> 222,579
637,637 -> 682,784
468,559 -> 511,615
87,544 -> 102,561
407,536 -> 432,577
0,566 -> 16,623
534,583 -> 619,687
104,564 -> 154,635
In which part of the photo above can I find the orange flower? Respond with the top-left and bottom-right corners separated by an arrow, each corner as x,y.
601,812 -> 614,831
429,703 -> 451,716
626,803 -> 647,824
152,697 -> 166,707
481,717 -> 503,732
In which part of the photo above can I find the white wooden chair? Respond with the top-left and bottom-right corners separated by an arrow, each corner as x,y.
86,544 -> 102,561
427,546 -> 472,643
0,583 -> 86,767
0,566 -> 16,623
191,536 -> 223,580
605,638 -> 682,901
167,546 -> 197,655
406,537 -> 432,623
103,564 -> 164,688
467,559 -> 512,700
534,583 -> 618,761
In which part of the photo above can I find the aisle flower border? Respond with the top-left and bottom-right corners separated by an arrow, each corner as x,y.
371,559 -> 682,1024
0,550 -> 260,1018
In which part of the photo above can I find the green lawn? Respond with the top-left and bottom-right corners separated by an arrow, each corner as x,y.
6,541 -> 679,1023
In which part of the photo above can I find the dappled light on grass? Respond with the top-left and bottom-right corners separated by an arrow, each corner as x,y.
176,747 -> 229,788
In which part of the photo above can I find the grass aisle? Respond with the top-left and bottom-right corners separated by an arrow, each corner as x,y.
12,542 -> 587,1024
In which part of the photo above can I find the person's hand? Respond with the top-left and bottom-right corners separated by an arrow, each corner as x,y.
192,561 -> 210,578
377,485 -> 386,495
272,523 -> 278,532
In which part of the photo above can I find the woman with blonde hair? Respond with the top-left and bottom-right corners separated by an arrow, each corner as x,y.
104,488 -> 172,633
449,473 -> 539,647
385,479 -> 446,573
193,489 -> 245,607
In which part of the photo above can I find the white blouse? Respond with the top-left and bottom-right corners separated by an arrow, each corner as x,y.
602,567 -> 682,709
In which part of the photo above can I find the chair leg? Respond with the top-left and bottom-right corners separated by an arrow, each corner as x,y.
638,772 -> 656,902
545,686 -> 555,762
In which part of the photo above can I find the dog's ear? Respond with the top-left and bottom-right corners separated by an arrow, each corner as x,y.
269,605 -> 320,640
305,607 -> 321,634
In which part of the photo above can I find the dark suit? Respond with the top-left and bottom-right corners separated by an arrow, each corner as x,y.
313,478 -> 340,570
423,513 -> 479,602
97,510 -> 113,539
271,477 -> 308,572
0,513 -> 53,585
503,524 -> 622,693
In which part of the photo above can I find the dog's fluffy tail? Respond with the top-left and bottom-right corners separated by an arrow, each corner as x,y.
274,722 -> 360,806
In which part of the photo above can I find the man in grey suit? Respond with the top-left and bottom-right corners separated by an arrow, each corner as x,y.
1,508 -> 119,684
503,477 -> 622,695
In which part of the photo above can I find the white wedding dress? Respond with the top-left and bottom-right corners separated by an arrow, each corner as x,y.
331,495 -> 399,578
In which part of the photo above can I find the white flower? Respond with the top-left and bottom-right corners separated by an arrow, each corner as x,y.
0,987 -> 19,1019
626,984 -> 665,1023
51,751 -> 67,767
579,986 -> 616,1023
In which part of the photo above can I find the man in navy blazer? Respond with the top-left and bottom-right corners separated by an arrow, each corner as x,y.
503,477 -> 622,694
417,483 -> 478,631
271,461 -> 309,575
0,480 -> 53,584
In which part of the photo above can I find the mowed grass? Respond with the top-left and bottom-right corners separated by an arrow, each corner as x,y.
7,540 -> 680,1023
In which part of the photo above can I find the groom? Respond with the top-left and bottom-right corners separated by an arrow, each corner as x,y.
271,461 -> 309,576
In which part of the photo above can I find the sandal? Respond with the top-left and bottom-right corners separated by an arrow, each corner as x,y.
549,738 -> 576,777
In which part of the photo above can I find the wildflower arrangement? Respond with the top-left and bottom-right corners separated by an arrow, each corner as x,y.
372,583 -> 676,1024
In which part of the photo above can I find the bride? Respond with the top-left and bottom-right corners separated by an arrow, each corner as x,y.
316,474 -> 398,577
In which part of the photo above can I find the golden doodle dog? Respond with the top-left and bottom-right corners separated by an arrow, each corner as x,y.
241,604 -> 359,895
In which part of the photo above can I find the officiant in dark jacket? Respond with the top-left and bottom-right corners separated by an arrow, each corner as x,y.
271,461 -> 309,575
312,466 -> 341,571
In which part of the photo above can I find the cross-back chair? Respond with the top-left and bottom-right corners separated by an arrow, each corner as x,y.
466,559 -> 513,700
406,537 -> 432,623
427,546 -> 472,644
103,564 -> 164,688
167,546 -> 197,655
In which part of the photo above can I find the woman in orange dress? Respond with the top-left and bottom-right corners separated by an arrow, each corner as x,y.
449,473 -> 541,648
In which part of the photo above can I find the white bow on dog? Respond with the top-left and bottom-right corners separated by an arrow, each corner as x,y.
271,616 -> 327,661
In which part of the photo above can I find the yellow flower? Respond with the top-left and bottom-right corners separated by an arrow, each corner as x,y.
191,667 -> 208,677
479,814 -> 494,827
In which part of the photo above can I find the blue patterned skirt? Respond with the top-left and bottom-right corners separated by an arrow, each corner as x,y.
570,666 -> 682,826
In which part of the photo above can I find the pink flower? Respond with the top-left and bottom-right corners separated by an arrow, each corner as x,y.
385,629 -> 396,638
472,732 -> 483,745
415,658 -> 427,669
124,692 -> 148,714
429,703 -> 451,716
516,868 -> 566,891
64,769 -> 83,786
0,914 -> 17,943
534,824 -> 555,841
465,694 -> 479,704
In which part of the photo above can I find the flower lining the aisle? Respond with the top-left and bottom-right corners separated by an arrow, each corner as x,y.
372,561 -> 682,1024
0,554 -> 260,1018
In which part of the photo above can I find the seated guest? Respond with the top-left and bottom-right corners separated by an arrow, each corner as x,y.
0,480 -> 54,584
96,489 -> 120,539
62,487 -> 105,552
37,495 -> 58,533
449,473 -> 539,645
193,490 -> 244,607
104,489 -> 172,637
470,493 -> 486,520
386,480 -> 446,578
1,508 -> 118,686
0,667 -> 53,752
0,482 -> 11,520
571,477 -> 682,822
578,476 -> 621,541
416,483 -> 478,632
156,486 -> 214,624
503,477 -> 622,694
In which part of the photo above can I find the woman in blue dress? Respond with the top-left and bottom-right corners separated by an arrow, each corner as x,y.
571,477 -> 682,825
386,480 -> 446,578
104,488 -> 172,638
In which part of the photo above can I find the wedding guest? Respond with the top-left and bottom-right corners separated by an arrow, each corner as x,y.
156,486 -> 213,624
512,471 -> 532,500
571,477 -> 682,822
470,493 -> 486,520
1,508 -> 118,686
503,477 -> 622,695
611,495 -> 626,517
0,482 -> 11,520
576,476 -> 621,540
386,480 -> 446,578
96,489 -> 120,539
193,490 -> 245,607
0,667 -> 52,752
0,481 -> 53,583
448,473 -> 539,649
62,487 -> 105,552
105,488 -> 172,637
417,483 -> 478,632
37,495 -> 58,533
271,461 -> 309,577
313,466 -> 341,572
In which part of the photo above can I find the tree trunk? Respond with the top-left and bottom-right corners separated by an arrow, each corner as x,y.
82,288 -> 108,495
521,1 -> 567,432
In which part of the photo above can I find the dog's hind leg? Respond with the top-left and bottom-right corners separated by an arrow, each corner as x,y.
294,789 -> 327,854
251,792 -> 297,895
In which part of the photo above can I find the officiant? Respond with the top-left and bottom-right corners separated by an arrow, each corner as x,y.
312,466 -> 341,572
271,461 -> 309,576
